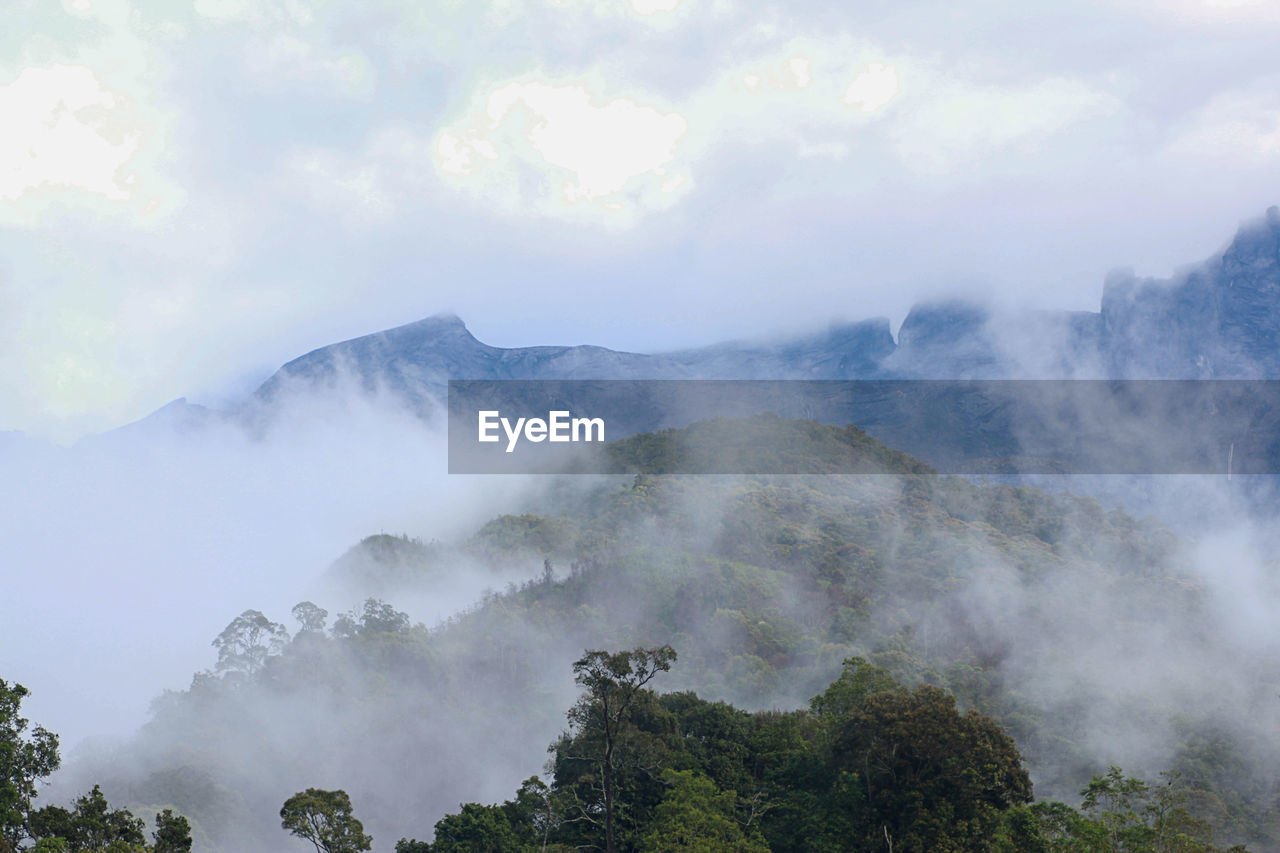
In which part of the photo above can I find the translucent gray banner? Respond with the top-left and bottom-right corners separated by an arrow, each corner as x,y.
447,379 -> 1280,474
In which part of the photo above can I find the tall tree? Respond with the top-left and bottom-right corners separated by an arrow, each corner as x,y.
280,788 -> 371,853
212,610 -> 289,677
568,646 -> 676,853
291,602 -> 329,635
0,679 -> 60,851
153,808 -> 193,853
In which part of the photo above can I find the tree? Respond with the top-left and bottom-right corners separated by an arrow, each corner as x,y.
280,789 -> 371,853
152,808 -> 192,853
63,784 -> 145,851
568,646 -> 676,853
807,657 -> 902,720
331,599 -> 410,638
1078,768 -> 1220,853
0,679 -> 60,851
827,684 -> 1033,850
393,840 -> 430,853
291,602 -> 329,635
640,769 -> 770,853
212,610 -> 288,677
428,802 -> 525,852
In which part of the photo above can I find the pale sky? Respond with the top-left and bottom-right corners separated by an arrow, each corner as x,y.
4,0 -> 1280,439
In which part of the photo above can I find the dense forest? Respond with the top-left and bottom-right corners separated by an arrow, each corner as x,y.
26,417 -> 1280,851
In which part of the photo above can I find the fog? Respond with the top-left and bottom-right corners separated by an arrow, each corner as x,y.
6,347 -> 1280,850
0,384 -> 548,750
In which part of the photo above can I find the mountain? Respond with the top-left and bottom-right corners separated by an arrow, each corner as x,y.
244,208 -> 1280,394
663,317 -> 896,378
94,207 -> 1280,460
246,313 -> 693,421
1100,206 -> 1280,378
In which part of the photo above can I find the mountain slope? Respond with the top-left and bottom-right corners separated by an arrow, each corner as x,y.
57,417 -> 1280,852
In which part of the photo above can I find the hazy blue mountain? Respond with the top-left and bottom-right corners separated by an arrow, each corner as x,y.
243,313 -> 692,422
662,317 -> 896,378
1100,206 -> 1280,378
103,207 -> 1280,439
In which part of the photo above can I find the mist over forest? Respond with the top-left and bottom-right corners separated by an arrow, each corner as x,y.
8,214 -> 1280,849
8,1 -> 1280,848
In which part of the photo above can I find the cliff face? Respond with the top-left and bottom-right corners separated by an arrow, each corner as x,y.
1099,207 -> 1280,377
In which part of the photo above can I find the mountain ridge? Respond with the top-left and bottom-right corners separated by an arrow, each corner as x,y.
96,207 -> 1280,442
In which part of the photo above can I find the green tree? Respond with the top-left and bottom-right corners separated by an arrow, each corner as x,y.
640,769 -> 770,853
1078,768 -> 1223,853
393,840 -> 430,853
152,808 -> 192,853
212,610 -> 288,677
0,680 -> 60,852
568,646 -> 676,853
807,657 -> 902,720
38,784 -> 146,852
428,802 -> 526,852
827,684 -> 1033,851
280,789 -> 371,853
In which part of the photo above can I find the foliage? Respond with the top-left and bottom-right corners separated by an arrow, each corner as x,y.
564,646 -> 677,853
57,418 -> 1279,851
150,809 -> 191,853
0,680 -> 60,851
825,685 -> 1033,850
639,769 -> 769,852
211,611 -> 289,677
291,602 -> 329,635
280,789 -> 371,853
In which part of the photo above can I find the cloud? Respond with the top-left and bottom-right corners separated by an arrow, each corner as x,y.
545,0 -> 686,21
0,65 -> 143,205
843,63 -> 899,113
193,0 -> 314,26
1165,88 -> 1280,162
434,77 -> 690,222
1116,0 -> 1280,25
889,75 -> 1121,174
287,125 -> 436,223
242,34 -> 376,97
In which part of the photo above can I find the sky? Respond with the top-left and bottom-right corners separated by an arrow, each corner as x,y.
3,0 -> 1280,440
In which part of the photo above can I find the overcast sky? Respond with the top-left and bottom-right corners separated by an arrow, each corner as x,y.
4,0 -> 1280,439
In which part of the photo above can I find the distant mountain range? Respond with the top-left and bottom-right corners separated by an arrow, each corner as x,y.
109,207 -> 1280,450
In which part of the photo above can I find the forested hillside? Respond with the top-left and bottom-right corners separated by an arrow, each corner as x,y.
47,418 -> 1280,851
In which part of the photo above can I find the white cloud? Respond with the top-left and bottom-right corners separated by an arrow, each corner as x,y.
1166,89 -> 1280,161
891,75 -> 1120,173
192,0 -> 255,21
288,126 -> 436,223
688,40 -> 904,151
243,34 -> 376,97
193,0 -> 313,26
546,0 -> 686,20
843,63 -> 898,113
0,65 -> 142,204
434,77 -> 690,221
628,0 -> 681,15
1117,0 -> 1280,24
